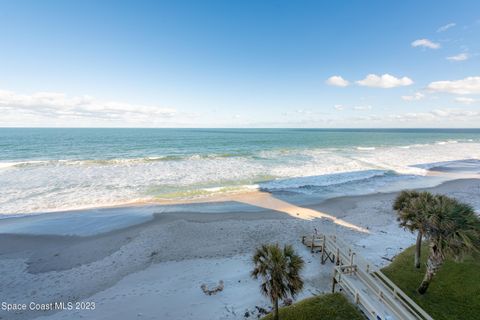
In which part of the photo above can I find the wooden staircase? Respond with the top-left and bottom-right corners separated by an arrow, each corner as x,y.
302,234 -> 433,320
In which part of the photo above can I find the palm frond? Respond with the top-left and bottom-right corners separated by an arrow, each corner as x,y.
424,195 -> 480,260
251,243 -> 305,303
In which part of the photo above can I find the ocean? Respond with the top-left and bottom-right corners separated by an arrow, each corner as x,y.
1,128 -> 479,215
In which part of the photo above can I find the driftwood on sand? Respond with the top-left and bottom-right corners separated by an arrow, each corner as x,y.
201,280 -> 224,295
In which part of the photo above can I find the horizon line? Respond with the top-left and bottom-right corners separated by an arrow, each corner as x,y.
1,127 -> 480,130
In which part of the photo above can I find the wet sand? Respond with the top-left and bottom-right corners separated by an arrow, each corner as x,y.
0,178 -> 479,320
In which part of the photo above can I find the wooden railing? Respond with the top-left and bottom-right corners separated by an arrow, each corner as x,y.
373,270 -> 433,320
302,234 -> 433,320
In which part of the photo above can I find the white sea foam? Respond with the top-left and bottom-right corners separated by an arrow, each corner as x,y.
436,140 -> 458,145
1,141 -> 479,215
0,162 -> 16,169
260,170 -> 388,191
356,147 -> 376,150
0,160 -> 50,169
0,155 -> 234,170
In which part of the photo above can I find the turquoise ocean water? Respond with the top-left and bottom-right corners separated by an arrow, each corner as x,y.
1,128 -> 479,215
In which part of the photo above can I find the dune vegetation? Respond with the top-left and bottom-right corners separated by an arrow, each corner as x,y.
382,244 -> 480,320
261,293 -> 363,320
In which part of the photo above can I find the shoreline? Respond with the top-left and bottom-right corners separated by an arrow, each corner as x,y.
0,177 -> 479,319
1,158 -> 479,223
2,157 -> 479,218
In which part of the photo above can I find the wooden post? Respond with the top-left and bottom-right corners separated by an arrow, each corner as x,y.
331,269 -> 337,293
336,248 -> 340,265
321,235 -> 326,264
350,252 -> 355,267
311,234 -> 314,253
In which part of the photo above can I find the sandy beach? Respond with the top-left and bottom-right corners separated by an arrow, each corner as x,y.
0,175 -> 479,320
2,2 -> 480,318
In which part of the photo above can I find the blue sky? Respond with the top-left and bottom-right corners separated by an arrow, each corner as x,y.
0,0 -> 479,127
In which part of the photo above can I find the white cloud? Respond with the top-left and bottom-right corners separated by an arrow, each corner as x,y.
455,97 -> 476,104
295,109 -> 315,115
326,76 -> 349,87
427,76 -> 480,94
356,74 -> 413,88
333,104 -> 344,111
353,105 -> 372,111
355,108 -> 480,124
411,39 -> 440,49
401,92 -> 425,101
437,23 -> 456,32
430,108 -> 480,118
0,89 -> 177,126
446,53 -> 469,61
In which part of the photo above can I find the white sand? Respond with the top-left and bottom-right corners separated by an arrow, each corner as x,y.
0,178 -> 478,320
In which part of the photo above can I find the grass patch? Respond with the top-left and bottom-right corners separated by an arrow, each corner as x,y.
262,293 -> 363,320
382,244 -> 480,320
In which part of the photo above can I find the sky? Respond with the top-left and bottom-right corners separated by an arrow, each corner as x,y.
0,0 -> 479,128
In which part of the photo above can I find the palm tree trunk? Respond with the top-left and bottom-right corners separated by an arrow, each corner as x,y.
417,244 -> 443,294
273,298 -> 279,320
414,231 -> 422,268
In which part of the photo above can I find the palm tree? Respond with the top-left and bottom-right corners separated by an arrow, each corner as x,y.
417,195 -> 480,294
393,190 -> 435,268
251,243 -> 304,320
